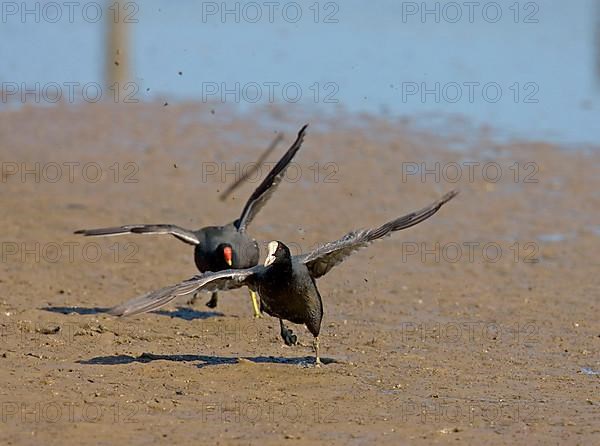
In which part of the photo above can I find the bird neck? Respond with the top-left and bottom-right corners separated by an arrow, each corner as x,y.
268,258 -> 293,275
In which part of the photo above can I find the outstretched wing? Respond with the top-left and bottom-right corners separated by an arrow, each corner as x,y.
74,224 -> 200,245
219,132 -> 284,201
235,124 -> 308,232
109,268 -> 259,317
299,190 -> 458,278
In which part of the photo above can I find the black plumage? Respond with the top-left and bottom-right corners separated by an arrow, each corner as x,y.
75,125 -> 308,316
108,190 -> 458,365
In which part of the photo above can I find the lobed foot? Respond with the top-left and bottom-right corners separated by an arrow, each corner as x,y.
279,320 -> 298,346
281,328 -> 298,346
205,292 -> 218,309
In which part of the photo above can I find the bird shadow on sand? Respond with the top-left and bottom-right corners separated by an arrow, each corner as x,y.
151,307 -> 224,320
41,306 -> 223,321
78,352 -> 339,368
42,306 -> 110,315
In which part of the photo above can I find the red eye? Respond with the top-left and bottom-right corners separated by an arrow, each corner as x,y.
223,246 -> 233,264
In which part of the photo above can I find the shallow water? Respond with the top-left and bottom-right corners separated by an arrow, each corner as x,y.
1,0 -> 599,146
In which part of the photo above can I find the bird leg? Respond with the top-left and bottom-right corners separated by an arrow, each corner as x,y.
313,336 -> 322,367
249,290 -> 262,318
205,291 -> 218,308
279,319 -> 297,346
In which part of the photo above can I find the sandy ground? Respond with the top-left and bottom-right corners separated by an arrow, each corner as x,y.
0,102 -> 599,445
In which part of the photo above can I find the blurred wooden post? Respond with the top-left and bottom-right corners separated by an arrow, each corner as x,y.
597,1 -> 600,86
105,1 -> 130,89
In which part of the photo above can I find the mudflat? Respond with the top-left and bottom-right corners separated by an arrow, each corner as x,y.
1,103 -> 598,445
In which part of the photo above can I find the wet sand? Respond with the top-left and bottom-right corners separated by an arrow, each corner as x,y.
0,102 -> 599,445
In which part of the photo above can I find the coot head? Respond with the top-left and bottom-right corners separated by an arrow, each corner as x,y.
264,241 -> 291,266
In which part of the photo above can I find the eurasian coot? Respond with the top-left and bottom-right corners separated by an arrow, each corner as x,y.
108,190 -> 458,364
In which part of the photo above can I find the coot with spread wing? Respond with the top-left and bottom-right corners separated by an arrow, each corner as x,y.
109,190 -> 458,365
75,125 -> 308,317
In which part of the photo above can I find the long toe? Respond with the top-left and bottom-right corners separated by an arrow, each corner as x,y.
282,329 -> 298,346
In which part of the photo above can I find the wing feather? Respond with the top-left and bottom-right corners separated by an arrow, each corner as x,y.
74,224 -> 200,245
299,190 -> 458,278
236,125 -> 308,232
108,268 -> 259,317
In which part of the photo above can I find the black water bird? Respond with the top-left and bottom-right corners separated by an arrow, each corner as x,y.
75,125 -> 308,317
108,191 -> 458,365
